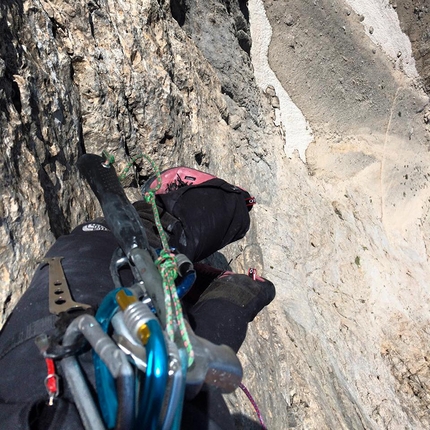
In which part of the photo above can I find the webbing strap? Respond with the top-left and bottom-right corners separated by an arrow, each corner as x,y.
0,315 -> 57,360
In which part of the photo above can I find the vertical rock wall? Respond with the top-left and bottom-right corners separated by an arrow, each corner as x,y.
253,0 -> 430,429
1,0 -> 430,429
0,0 -> 270,321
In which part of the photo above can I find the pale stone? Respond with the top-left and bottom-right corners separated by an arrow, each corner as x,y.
1,0 -> 430,429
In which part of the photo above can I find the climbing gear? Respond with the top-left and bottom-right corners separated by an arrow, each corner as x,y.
65,153 -> 243,429
239,382 -> 267,430
143,166 -> 219,194
43,358 -> 60,406
35,334 -> 60,406
37,257 -> 93,362
142,165 -> 256,210
144,168 -> 255,262
42,257 -> 91,315
248,267 -> 258,281
0,151 -> 271,429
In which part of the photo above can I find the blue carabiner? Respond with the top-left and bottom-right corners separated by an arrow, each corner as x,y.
93,288 -> 122,429
135,319 -> 168,430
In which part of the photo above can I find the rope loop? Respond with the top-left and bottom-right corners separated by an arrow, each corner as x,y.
106,150 -> 195,366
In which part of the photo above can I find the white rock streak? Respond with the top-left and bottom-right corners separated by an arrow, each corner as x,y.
248,0 -> 313,162
345,0 -> 418,78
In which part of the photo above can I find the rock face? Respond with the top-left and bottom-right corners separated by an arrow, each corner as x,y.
394,0 -> 430,91
1,0 -> 430,429
0,0 -> 266,317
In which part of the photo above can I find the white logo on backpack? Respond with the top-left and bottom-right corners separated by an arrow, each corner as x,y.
82,223 -> 110,232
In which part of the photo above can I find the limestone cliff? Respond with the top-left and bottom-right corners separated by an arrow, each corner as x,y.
1,0 -> 429,429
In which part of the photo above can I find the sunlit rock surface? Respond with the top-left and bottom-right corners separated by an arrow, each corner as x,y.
1,0 -> 429,428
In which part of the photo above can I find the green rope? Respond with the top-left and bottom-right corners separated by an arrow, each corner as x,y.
101,150 -> 195,366
105,152 -> 147,182
118,154 -> 143,182
155,250 -> 194,367
101,150 -> 115,166
143,160 -> 194,366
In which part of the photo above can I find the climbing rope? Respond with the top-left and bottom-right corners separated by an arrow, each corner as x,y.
101,150 -> 115,166
109,151 -> 194,366
141,155 -> 194,366
154,249 -> 194,367
239,382 -> 267,429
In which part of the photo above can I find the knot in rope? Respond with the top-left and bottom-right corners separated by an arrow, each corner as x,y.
155,250 -> 178,283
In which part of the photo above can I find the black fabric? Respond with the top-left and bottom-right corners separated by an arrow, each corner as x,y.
132,200 -> 183,251
0,315 -> 57,360
181,275 -> 275,427
0,189 -> 272,429
28,398 -> 82,430
182,385 -> 234,430
152,178 -> 252,262
0,223 -> 120,430
0,223 -> 120,352
187,274 -> 276,353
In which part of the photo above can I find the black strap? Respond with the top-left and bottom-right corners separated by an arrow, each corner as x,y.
0,315 -> 57,360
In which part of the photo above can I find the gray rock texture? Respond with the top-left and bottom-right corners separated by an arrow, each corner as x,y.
1,0 -> 430,429
394,0 -> 430,91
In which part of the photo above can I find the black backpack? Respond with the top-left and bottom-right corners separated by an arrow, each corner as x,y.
136,166 -> 255,262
